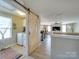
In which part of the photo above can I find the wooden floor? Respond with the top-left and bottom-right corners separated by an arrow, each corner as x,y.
30,35 -> 51,59
11,45 -> 34,59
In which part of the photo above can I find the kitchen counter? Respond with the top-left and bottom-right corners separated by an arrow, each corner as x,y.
52,34 -> 79,39
53,32 -> 79,35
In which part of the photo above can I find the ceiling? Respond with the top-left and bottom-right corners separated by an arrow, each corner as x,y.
0,0 -> 16,14
17,0 -> 79,24
0,0 -> 26,17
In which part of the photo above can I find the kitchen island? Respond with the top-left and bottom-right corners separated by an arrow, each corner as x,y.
52,34 -> 79,39
51,34 -> 79,59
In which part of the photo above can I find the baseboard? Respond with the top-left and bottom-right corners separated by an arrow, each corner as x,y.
0,43 -> 17,51
16,44 -> 23,47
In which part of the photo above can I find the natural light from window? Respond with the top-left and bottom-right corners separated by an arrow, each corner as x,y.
0,16 -> 12,40
48,26 -> 51,32
62,24 -> 66,33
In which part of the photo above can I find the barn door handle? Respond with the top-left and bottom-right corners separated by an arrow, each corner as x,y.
29,32 -> 30,35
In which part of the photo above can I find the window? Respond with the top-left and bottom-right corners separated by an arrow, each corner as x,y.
62,24 -> 66,32
47,26 -> 51,32
0,16 -> 12,40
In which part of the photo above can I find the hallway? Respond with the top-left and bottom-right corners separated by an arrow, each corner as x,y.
0,0 -> 79,59
30,35 -> 51,59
